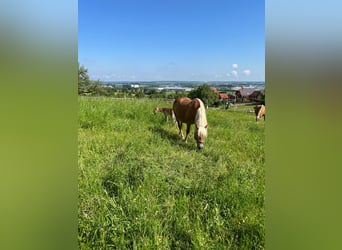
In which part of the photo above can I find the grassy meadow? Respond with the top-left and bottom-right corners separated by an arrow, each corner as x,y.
78,97 -> 265,249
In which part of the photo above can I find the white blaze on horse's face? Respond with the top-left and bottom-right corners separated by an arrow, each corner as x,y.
195,124 -> 208,150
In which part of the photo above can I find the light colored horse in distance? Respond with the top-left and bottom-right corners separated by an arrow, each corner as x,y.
173,97 -> 208,150
153,107 -> 176,123
254,104 -> 266,122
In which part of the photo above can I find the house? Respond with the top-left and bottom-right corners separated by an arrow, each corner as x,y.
130,84 -> 140,89
235,87 -> 257,102
248,90 -> 265,102
218,93 -> 228,101
218,92 -> 236,101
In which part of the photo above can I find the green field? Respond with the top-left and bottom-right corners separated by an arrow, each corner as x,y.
78,97 -> 265,249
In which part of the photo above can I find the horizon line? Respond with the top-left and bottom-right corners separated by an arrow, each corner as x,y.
99,80 -> 265,83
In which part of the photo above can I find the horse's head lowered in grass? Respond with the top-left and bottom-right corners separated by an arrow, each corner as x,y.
173,97 -> 208,150
194,102 -> 208,150
254,104 -> 266,122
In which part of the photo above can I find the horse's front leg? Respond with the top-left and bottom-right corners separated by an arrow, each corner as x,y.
184,124 -> 191,143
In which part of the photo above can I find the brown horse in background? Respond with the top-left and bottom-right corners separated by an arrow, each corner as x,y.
173,97 -> 208,150
154,107 -> 176,123
254,104 -> 266,122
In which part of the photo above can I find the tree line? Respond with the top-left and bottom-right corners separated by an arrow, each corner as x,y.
78,64 -> 218,106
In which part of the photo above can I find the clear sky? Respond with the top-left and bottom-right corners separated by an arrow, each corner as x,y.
78,0 -> 264,82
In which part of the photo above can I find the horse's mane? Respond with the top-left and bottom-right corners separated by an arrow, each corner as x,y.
195,98 -> 207,128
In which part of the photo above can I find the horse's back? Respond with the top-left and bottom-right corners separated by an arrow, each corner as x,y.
173,97 -> 201,124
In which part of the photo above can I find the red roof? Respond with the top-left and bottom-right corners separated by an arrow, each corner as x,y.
219,93 -> 229,100
236,88 -> 257,97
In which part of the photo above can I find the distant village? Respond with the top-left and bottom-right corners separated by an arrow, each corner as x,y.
101,81 -> 265,105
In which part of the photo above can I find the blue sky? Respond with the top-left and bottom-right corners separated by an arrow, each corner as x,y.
79,0 -> 264,81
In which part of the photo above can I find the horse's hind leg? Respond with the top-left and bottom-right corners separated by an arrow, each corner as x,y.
177,121 -> 184,139
184,124 -> 191,143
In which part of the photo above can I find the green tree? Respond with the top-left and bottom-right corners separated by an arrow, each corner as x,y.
78,63 -> 107,96
78,63 -> 91,95
174,91 -> 188,99
187,84 -> 218,106
135,91 -> 145,98
89,80 -> 109,96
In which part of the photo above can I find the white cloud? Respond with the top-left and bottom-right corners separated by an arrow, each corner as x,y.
243,69 -> 251,76
232,64 -> 238,70
231,70 -> 238,78
226,73 -> 231,77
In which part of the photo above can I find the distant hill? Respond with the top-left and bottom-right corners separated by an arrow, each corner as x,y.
104,81 -> 265,90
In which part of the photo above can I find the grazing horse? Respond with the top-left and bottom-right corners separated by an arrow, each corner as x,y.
254,104 -> 266,122
173,97 -> 208,150
154,107 -> 176,123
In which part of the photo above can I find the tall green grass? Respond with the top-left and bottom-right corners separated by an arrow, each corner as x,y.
78,97 -> 265,249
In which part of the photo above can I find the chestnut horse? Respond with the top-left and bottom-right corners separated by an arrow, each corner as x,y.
254,104 -> 266,122
153,107 -> 176,123
173,97 -> 208,150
